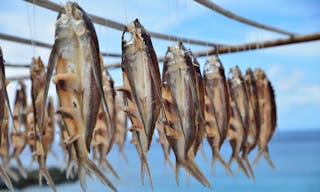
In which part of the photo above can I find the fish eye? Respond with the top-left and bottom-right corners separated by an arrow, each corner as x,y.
123,31 -> 133,43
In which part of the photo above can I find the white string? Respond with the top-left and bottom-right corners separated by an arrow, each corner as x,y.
124,0 -> 128,24
26,3 -> 34,58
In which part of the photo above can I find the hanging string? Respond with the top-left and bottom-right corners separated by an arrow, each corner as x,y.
168,0 -> 171,43
124,0 -> 128,24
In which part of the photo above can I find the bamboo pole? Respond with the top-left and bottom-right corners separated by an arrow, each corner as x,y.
22,0 -> 224,47
194,0 -> 297,36
105,32 -> 320,69
0,33 -> 121,58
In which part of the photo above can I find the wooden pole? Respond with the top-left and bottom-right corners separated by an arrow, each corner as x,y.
0,32 -> 121,58
105,32 -> 320,69
22,0 -> 224,47
194,0 -> 296,36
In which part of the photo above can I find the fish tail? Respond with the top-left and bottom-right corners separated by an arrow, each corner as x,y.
184,160 -> 212,189
66,159 -> 78,179
214,151 -> 234,177
235,155 -> 250,178
140,152 -> 153,190
175,162 -> 181,185
252,147 -> 264,167
242,154 -> 255,180
0,166 -> 14,192
80,157 -> 118,192
100,158 -> 120,180
262,147 -> 276,169
39,166 -> 57,192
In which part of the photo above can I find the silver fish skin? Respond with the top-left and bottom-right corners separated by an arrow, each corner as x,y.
203,56 -> 232,176
253,69 -> 277,169
120,19 -> 161,187
48,2 -> 117,191
162,42 -> 211,188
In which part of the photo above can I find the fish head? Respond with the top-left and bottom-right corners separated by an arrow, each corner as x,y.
30,56 -> 45,78
122,19 -> 147,54
164,41 -> 186,67
254,68 -> 266,81
56,2 -> 87,39
229,66 -> 243,85
204,56 -> 222,79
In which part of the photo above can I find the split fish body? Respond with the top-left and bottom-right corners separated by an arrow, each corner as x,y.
162,42 -> 211,188
47,2 -> 117,191
253,69 -> 277,169
120,19 -> 161,187
203,56 -> 232,175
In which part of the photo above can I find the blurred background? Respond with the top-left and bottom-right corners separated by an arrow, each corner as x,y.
0,0 -> 319,191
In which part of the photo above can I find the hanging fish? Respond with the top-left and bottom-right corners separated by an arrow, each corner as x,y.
243,68 -> 260,163
203,56 -> 232,176
0,47 -> 15,191
162,42 -> 211,188
228,66 -> 252,178
114,92 -> 128,162
91,66 -> 119,180
30,56 -> 56,191
10,81 -> 28,179
119,19 -> 161,188
46,2 -> 117,191
253,69 -> 277,169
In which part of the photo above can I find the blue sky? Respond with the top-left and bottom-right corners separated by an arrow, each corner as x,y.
0,0 -> 319,131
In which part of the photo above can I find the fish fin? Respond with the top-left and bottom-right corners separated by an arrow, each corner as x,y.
100,158 -> 120,180
0,166 -> 14,192
140,152 -> 153,190
121,106 -> 138,118
164,125 -> 183,138
79,157 -> 118,192
183,160 -> 212,189
242,155 -> 255,180
116,86 -> 131,93
213,150 -> 234,177
252,148 -> 264,167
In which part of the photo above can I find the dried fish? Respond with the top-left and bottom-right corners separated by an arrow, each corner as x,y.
0,47 -> 15,191
162,42 -> 211,188
47,2 -> 117,191
243,69 -> 260,161
228,66 -> 252,178
92,66 -> 119,180
119,19 -> 161,188
30,56 -> 56,191
253,69 -> 277,168
203,56 -> 232,176
10,81 -> 28,178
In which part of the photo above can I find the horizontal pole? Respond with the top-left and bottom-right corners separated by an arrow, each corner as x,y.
105,32 -> 320,69
194,0 -> 296,36
23,0 -> 224,47
0,32 -> 121,58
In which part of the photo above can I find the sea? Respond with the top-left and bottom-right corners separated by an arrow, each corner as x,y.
9,130 -> 320,192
